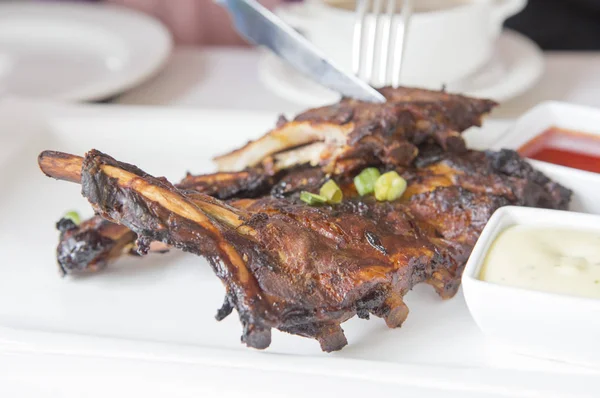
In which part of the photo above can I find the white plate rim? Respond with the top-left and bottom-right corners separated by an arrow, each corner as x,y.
1,325 -> 598,396
0,2 -> 173,102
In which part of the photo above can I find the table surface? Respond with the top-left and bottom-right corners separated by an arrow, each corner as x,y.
115,47 -> 600,117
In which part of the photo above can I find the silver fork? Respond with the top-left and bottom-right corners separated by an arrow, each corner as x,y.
353,0 -> 414,88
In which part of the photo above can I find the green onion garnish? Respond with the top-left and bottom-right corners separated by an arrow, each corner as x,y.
353,167 -> 381,196
300,191 -> 327,205
374,171 -> 407,202
319,180 -> 343,204
63,210 -> 81,225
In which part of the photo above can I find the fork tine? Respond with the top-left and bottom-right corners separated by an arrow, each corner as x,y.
365,0 -> 383,85
354,0 -> 413,89
378,0 -> 396,86
353,0 -> 369,77
391,0 -> 413,88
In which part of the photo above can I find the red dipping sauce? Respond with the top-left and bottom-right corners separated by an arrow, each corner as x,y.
518,127 -> 600,174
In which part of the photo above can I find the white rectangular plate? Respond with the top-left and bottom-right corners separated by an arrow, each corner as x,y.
1,99 -> 599,397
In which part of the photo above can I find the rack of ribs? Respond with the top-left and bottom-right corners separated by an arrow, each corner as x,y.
47,87 -> 498,275
37,87 -> 571,352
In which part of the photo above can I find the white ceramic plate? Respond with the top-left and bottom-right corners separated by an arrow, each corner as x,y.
0,3 -> 172,102
0,100 -> 599,396
258,29 -> 544,107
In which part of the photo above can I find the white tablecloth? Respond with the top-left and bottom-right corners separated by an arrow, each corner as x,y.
116,47 -> 600,117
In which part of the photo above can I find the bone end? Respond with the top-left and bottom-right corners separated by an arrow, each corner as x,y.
38,150 -> 84,183
316,324 -> 348,352
383,298 -> 409,329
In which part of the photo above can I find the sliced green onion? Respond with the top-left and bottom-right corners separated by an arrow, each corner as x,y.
300,191 -> 327,206
319,180 -> 343,204
63,210 -> 81,225
374,171 -> 407,202
353,167 -> 381,196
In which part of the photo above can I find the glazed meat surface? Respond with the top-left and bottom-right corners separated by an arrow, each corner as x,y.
37,87 -> 572,352
39,148 -> 571,351
214,87 -> 497,174
47,87 -> 496,275
47,144 -> 571,276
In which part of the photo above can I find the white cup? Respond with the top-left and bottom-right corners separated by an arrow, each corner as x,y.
275,0 -> 526,88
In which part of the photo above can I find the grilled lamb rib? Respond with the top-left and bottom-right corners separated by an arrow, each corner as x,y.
38,148 -> 571,351
45,87 -> 497,275
42,144 -> 571,275
37,87 -> 571,351
214,87 -> 496,174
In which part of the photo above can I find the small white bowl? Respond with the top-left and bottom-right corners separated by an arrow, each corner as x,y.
489,101 -> 600,214
492,101 -> 600,153
462,206 -> 600,368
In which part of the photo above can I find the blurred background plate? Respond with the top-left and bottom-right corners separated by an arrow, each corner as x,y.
259,29 -> 544,106
0,2 -> 172,102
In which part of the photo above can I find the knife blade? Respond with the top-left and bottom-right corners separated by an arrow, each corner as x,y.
217,0 -> 386,103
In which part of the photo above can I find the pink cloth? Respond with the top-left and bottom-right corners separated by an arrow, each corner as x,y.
106,0 -> 284,46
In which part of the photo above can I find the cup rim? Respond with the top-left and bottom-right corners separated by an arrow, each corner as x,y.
302,0 -> 492,17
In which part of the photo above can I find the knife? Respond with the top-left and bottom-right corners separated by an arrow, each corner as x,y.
217,0 -> 386,103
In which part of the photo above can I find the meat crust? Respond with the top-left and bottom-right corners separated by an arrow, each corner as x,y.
214,87 -> 497,174
39,148 -> 571,351
37,87 -> 573,352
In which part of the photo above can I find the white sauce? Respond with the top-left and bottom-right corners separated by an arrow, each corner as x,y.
479,226 -> 600,299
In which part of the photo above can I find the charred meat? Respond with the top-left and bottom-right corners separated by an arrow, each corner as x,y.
42,143 -> 570,276
38,146 -> 570,351
214,87 -> 496,174
37,87 -> 571,352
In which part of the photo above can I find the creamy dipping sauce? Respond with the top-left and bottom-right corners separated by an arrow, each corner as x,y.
479,226 -> 600,299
